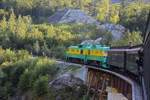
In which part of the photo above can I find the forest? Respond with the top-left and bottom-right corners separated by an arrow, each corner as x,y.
0,0 -> 149,32
0,0 -> 149,58
0,0 -> 150,100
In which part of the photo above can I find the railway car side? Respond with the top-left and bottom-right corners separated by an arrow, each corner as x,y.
107,47 -> 142,77
126,49 -> 141,76
66,45 -> 86,63
107,50 -> 125,69
86,45 -> 109,68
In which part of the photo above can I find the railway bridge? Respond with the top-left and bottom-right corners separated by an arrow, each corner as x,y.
83,12 -> 150,100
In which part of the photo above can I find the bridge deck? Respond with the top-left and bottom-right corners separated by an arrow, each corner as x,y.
86,65 -> 143,100
56,61 -> 143,100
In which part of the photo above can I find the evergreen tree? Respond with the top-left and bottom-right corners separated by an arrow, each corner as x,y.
108,5 -> 119,24
96,0 -> 110,23
8,9 -> 16,35
121,0 -> 127,8
0,16 -> 7,33
64,0 -> 72,8
33,41 -> 40,55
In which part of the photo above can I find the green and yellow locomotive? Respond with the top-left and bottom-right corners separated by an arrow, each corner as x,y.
66,44 -> 110,68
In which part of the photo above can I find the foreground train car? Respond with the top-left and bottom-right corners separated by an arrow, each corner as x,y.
143,12 -> 150,100
107,46 -> 142,76
66,45 -> 110,68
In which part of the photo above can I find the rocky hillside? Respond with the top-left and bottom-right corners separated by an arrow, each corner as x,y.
47,9 -> 97,24
47,9 -> 128,40
100,24 -> 128,40
10,61 -> 89,100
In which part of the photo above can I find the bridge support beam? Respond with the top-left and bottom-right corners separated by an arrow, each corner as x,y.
87,68 -> 132,100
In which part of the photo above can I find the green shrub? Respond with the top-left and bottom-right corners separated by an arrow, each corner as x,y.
2,49 -> 17,63
50,46 -> 66,60
0,49 -> 17,64
19,69 -> 31,91
33,75 -> 49,96
29,67 -> 42,88
35,58 -> 58,75
0,68 -> 5,78
17,50 -> 30,61
29,58 -> 57,87
10,61 -> 27,87
0,86 -> 8,100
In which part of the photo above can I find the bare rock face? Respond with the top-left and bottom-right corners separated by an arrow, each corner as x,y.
100,24 -> 128,40
47,9 -> 128,40
47,9 -> 97,24
49,76 -> 84,90
49,76 -> 87,100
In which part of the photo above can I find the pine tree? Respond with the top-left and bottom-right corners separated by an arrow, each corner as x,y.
16,15 -> 26,40
108,5 -> 119,24
8,9 -> 16,34
0,16 -> 7,33
33,41 -> 40,55
121,0 -> 127,8
64,0 -> 72,8
79,0 -> 84,10
96,0 -> 110,23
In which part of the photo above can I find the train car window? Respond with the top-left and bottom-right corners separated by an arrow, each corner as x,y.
88,50 -> 90,55
101,50 -> 103,54
96,50 -> 99,54
72,49 -> 74,52
90,50 -> 92,54
92,50 -> 94,54
95,50 -> 97,54
81,50 -> 83,54
104,51 -> 108,53
94,50 -> 96,55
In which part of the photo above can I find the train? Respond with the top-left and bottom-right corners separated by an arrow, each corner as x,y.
66,44 -> 110,68
107,45 -> 143,76
66,44 -> 143,77
66,11 -> 150,100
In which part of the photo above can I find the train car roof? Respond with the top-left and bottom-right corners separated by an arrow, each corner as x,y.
68,44 -> 110,50
109,47 -> 141,52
